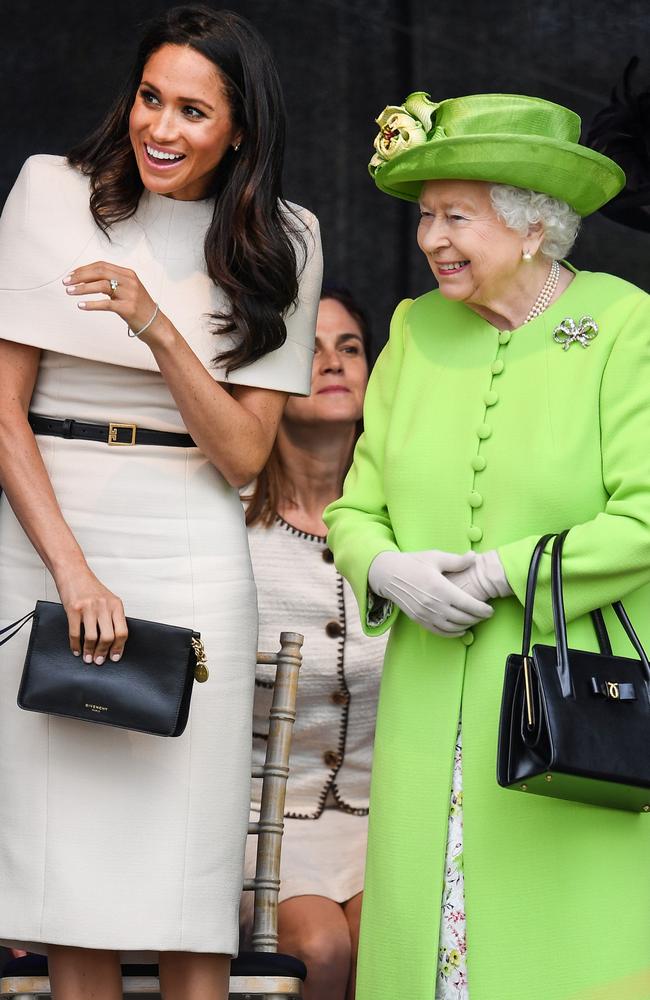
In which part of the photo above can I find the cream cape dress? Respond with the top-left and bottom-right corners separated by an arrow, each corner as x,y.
0,155 -> 322,956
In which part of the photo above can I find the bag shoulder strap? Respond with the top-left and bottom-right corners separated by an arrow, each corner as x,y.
0,611 -> 35,648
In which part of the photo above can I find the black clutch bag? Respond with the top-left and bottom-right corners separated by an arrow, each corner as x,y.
0,600 -> 208,737
497,531 -> 650,812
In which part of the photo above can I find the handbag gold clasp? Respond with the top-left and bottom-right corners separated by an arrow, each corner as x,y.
191,637 -> 209,683
523,656 -> 535,729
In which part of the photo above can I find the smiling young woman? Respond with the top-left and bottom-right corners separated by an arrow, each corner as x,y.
66,5 -> 309,376
128,44 -> 243,202
0,5 -> 321,1000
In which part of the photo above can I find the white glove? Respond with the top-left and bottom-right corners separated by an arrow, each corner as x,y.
447,550 -> 512,603
368,549 -> 494,637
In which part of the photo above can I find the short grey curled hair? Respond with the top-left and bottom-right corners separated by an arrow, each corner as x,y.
489,184 -> 581,259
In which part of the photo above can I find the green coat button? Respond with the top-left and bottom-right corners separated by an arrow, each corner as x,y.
484,390 -> 498,406
498,331 -> 512,345
477,424 -> 492,440
468,525 -> 483,542
491,359 -> 505,375
461,630 -> 475,646
471,455 -> 487,472
468,491 -> 483,508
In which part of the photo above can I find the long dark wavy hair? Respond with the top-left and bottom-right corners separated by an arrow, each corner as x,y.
245,286 -> 373,528
68,4 -> 304,373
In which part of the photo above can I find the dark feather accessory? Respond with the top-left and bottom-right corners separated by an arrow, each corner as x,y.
587,57 -> 650,232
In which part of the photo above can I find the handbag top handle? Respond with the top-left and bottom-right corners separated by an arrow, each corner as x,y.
522,533 -> 613,658
551,531 -> 650,696
521,533 -> 556,659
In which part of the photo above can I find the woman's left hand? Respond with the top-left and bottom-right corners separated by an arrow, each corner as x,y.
447,549 -> 513,602
63,262 -> 160,337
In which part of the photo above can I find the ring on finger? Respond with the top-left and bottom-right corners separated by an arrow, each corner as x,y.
109,277 -> 119,299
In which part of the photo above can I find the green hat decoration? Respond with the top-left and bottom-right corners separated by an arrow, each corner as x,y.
369,92 -> 626,216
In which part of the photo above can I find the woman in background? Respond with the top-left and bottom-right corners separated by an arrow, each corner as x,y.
243,289 -> 385,1000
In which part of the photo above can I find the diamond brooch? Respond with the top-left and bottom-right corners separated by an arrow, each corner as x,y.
553,316 -> 599,351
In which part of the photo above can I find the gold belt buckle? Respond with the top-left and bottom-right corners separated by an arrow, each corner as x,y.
108,422 -> 137,446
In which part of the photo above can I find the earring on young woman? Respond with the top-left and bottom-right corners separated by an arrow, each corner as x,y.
522,249 -> 533,261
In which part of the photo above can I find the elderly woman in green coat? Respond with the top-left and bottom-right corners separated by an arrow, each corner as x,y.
324,93 -> 650,1000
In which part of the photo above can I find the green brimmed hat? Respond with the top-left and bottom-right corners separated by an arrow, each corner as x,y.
369,92 -> 625,216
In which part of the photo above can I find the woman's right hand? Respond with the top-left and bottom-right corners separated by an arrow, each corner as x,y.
54,565 -> 128,664
368,549 -> 494,636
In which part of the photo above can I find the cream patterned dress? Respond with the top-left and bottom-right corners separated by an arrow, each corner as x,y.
436,721 -> 468,999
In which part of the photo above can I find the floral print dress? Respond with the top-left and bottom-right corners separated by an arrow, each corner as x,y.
435,720 -> 468,999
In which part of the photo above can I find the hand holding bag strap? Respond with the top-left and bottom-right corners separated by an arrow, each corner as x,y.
521,533 -> 556,657
0,611 -> 35,648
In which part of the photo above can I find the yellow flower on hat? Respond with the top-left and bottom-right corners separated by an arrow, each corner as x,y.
369,92 -> 439,174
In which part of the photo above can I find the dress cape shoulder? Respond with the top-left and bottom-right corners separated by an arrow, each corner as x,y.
0,155 -> 322,394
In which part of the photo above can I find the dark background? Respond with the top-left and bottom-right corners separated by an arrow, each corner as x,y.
2,0 -> 649,347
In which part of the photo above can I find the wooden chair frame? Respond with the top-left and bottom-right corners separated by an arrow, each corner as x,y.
0,631 -> 304,1000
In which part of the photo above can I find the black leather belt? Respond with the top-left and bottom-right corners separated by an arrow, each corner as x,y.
28,414 -> 196,448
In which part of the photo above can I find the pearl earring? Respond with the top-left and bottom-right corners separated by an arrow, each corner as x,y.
522,250 -> 533,261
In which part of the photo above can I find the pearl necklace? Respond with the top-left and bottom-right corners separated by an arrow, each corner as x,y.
524,259 -> 560,324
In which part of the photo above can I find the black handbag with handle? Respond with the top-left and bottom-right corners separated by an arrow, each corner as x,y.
497,530 -> 650,812
0,600 -> 208,737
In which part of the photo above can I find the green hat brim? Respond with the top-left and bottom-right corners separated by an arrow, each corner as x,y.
373,133 -> 626,216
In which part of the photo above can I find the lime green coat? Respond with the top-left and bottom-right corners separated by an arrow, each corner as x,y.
324,271 -> 650,1000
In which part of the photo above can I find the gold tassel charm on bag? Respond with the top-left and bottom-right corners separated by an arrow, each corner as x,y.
191,637 -> 209,683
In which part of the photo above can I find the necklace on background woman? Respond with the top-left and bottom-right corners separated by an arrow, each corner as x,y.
524,259 -> 560,324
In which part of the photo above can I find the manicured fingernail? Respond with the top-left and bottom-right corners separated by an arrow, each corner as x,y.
62,275 -> 72,285
65,285 -> 76,294
111,653 -> 121,662
73,650 -> 80,656
84,654 -> 92,663
95,656 -> 105,665
77,301 -> 87,309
